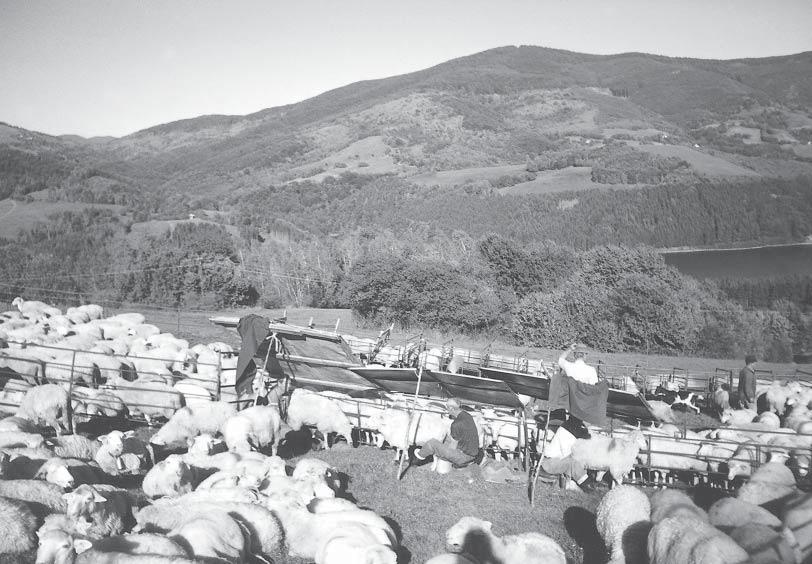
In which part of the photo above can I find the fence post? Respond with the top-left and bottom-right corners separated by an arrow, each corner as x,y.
67,350 -> 77,435
216,351 -> 222,402
176,308 -> 181,335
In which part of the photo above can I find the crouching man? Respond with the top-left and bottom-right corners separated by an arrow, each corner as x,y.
412,398 -> 482,468
536,418 -> 594,493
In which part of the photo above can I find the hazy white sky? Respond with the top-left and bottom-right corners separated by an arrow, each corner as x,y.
2,0 -> 811,138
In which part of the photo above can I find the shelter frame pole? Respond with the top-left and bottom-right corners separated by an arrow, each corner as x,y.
529,407 -> 551,506
398,338 -> 425,480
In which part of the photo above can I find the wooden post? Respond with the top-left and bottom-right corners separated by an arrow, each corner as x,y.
398,340 -> 425,480
529,408 -> 552,505
215,351 -> 222,402
66,350 -> 77,435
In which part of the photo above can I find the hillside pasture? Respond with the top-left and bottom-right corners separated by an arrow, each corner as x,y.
293,135 -> 404,183
409,164 -> 527,187
0,198 -> 124,239
500,166 -> 600,195
126,217 -> 242,243
634,143 -> 759,177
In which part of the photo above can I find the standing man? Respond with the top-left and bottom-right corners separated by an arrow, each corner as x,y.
738,354 -> 757,409
412,398 -> 481,468
558,343 -> 598,385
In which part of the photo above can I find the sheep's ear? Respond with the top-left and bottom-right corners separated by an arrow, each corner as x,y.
73,539 -> 93,554
99,435 -> 109,445
92,492 -> 106,503
122,430 -> 135,438
482,520 -> 493,531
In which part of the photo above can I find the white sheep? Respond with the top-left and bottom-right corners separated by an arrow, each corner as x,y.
141,457 -> 195,499
728,522 -> 797,564
720,408 -> 758,427
103,376 -> 184,426
265,499 -> 396,560
736,461 -> 797,506
4,456 -> 80,489
286,388 -> 356,449
35,528 -> 198,564
16,383 -> 70,435
167,511 -> 247,564
292,457 -> 339,490
134,500 -> 284,560
63,483 -> 131,539
710,383 -> 730,417
0,430 -> 46,448
756,411 -> 781,429
647,515 -> 749,564
367,407 -> 449,460
172,379 -> 211,407
596,485 -> 651,564
94,430 -> 152,475
222,404 -> 282,454
569,430 -> 647,485
707,497 -> 782,531
315,520 -> 397,564
645,435 -> 708,473
650,489 -> 707,524
46,434 -> 101,461
261,473 -> 336,506
0,496 -> 37,555
0,478 -> 67,518
12,296 -> 61,319
444,516 -> 566,564
149,401 -> 237,447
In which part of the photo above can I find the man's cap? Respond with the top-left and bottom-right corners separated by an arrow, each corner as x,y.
745,354 -> 757,365
446,398 -> 461,409
573,343 -> 589,354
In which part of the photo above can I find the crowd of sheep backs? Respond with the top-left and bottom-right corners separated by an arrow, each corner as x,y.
0,297 -> 811,563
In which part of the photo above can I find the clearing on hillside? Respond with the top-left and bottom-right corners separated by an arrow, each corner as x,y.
634,143 -> 758,177
0,199 -> 124,239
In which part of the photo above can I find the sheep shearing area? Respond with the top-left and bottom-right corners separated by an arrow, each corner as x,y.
1,300 -> 811,563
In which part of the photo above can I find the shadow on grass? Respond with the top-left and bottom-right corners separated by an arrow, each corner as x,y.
564,506 -> 605,564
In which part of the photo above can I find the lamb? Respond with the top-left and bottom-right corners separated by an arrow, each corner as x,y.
94,430 -> 153,476
35,528 -> 198,564
756,411 -> 781,429
286,388 -> 355,449
71,387 -> 129,427
314,520 -> 397,564
444,516 -> 566,564
643,435 -> 708,473
134,500 -> 284,560
720,408 -> 758,427
0,430 -> 46,448
726,441 -> 771,480
222,404 -> 282,454
16,383 -> 70,435
261,473 -> 336,505
707,497 -> 782,531
0,478 -> 67,518
265,500 -> 396,560
167,511 -> 247,564
0,350 -> 46,385
46,434 -> 101,461
63,484 -> 131,539
710,382 -> 730,418
763,382 -> 795,416
367,407 -> 450,460
647,515 -> 749,564
650,489 -> 707,524
596,485 -> 651,564
141,457 -> 195,499
0,496 -> 38,555
728,522 -> 797,564
4,456 -> 93,490
0,415 -> 39,432
12,296 -> 61,319
103,376 -> 184,426
569,430 -> 647,485
292,457 -> 340,490
736,461 -> 797,506
171,380 -> 211,407
149,401 -> 237,447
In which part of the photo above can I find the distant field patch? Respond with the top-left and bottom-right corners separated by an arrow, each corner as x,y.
636,144 -> 758,177
410,164 -> 527,187
293,135 -> 401,183
128,218 -> 241,243
0,199 -> 124,239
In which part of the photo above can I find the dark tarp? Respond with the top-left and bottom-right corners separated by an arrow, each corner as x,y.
547,369 -> 609,427
235,314 -> 272,397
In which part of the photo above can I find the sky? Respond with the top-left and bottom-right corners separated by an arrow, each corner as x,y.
2,0 -> 811,138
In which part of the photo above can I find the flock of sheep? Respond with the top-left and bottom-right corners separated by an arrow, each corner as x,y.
1,298 -> 812,562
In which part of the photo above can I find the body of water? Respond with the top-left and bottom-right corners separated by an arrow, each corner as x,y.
662,243 -> 812,279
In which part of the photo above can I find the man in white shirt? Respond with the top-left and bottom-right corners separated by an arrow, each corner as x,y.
558,342 -> 598,385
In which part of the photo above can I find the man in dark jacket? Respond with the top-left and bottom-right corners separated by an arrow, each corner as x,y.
412,398 -> 481,467
738,354 -> 757,409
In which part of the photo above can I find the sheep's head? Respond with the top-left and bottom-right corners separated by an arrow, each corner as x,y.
35,528 -> 77,564
446,516 -> 492,553
727,460 -> 751,481
38,459 -> 75,490
11,297 -> 23,310
264,455 -> 287,477
63,484 -> 106,522
626,430 -> 648,450
183,433 -> 216,455
100,430 -> 131,457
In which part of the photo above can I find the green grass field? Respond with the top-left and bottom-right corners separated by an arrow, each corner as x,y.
0,198 -> 124,239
